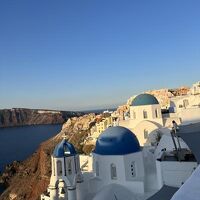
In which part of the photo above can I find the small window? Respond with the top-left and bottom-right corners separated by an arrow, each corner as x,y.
155,109 -> 158,118
144,129 -> 148,139
96,161 -> 99,176
131,161 -> 136,177
57,160 -> 62,176
111,163 -> 117,180
183,99 -> 189,108
143,110 -> 148,119
133,111 -> 136,119
68,160 -> 72,175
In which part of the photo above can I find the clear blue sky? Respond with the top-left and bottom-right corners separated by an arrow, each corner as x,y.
0,0 -> 200,111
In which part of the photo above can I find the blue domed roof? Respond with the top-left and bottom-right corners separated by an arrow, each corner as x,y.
132,93 -> 159,106
93,126 -> 140,155
53,139 -> 77,158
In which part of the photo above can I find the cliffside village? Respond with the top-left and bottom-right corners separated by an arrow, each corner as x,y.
84,81 -> 200,147
40,81 -> 200,200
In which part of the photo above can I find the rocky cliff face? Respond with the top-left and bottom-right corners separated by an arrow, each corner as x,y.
0,108 -> 84,128
169,86 -> 190,96
61,114 -> 97,154
0,113 -> 96,200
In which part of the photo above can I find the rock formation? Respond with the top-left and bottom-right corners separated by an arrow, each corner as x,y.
169,86 -> 190,96
0,108 -> 84,128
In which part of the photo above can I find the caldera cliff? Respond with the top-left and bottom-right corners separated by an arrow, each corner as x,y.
0,113 -> 96,200
0,108 -> 84,128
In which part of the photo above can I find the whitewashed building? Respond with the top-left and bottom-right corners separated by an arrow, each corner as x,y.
119,93 -> 171,145
41,138 -> 83,200
41,126 -> 197,200
119,82 -> 200,145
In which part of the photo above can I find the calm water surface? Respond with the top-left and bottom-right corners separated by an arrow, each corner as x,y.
0,124 -> 62,194
0,124 -> 62,172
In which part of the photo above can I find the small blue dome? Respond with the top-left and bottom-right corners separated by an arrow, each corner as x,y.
53,139 -> 77,158
93,126 -> 140,155
132,93 -> 159,106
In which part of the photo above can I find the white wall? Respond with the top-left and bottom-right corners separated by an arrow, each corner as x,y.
119,119 -> 161,146
92,152 -> 145,194
171,165 -> 200,200
133,120 -> 162,146
92,154 -> 126,182
130,104 -> 163,126
178,107 -> 200,125
170,94 -> 200,113
157,161 -> 197,187
124,152 -> 144,181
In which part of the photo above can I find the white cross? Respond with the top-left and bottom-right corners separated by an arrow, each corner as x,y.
62,133 -> 67,140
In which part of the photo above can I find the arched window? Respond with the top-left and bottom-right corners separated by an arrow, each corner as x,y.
96,161 -> 99,176
155,109 -> 158,118
132,111 -> 136,119
131,161 -> 136,177
111,163 -> 117,180
143,110 -> 148,119
57,160 -> 62,176
144,129 -> 148,139
68,160 -> 72,175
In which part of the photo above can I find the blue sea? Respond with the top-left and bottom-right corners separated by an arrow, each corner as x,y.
0,124 -> 62,194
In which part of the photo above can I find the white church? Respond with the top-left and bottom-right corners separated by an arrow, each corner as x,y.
119,81 -> 200,145
41,81 -> 200,200
41,125 -> 197,200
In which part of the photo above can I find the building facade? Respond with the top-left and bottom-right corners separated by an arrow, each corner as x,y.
120,82 -> 200,145
41,126 -> 197,200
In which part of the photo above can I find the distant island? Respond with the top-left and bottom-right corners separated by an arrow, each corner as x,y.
0,108 -> 84,128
